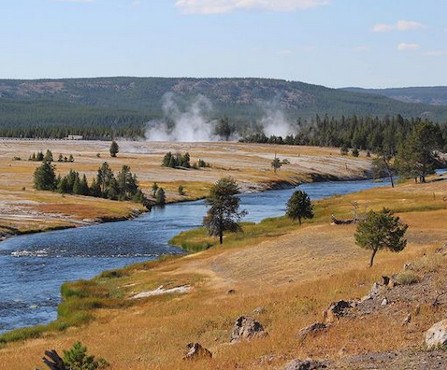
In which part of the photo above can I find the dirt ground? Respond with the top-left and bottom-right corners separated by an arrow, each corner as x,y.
0,139 -> 371,237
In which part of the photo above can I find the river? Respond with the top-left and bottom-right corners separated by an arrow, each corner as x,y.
0,178 -> 396,333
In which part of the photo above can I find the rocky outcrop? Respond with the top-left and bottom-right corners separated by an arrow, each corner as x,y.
323,300 -> 356,323
425,320 -> 447,350
230,316 -> 267,343
298,322 -> 328,340
283,359 -> 327,370
183,343 -> 212,360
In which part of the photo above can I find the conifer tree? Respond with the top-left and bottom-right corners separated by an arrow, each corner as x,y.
285,190 -> 314,225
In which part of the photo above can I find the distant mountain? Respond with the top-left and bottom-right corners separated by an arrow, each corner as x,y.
342,86 -> 447,107
1,78 -> 447,133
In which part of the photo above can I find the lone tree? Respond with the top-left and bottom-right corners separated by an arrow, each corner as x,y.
109,140 -> 119,158
271,153 -> 282,173
203,177 -> 247,244
155,187 -> 166,205
354,208 -> 408,267
286,190 -> 314,225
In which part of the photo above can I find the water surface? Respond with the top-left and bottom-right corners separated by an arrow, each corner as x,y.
0,178 -> 392,333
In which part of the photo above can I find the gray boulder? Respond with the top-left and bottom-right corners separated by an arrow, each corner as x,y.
323,300 -> 356,322
230,316 -> 266,343
425,319 -> 447,349
283,359 -> 327,370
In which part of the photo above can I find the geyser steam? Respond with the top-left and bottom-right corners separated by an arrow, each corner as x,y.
145,93 -> 218,142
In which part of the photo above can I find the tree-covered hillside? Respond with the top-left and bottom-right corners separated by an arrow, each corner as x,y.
342,86 -> 447,106
1,77 -> 447,138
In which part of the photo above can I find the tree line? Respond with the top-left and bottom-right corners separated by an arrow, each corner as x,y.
33,161 -> 150,207
241,115 -> 447,154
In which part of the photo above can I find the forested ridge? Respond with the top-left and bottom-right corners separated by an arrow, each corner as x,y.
1,77 -> 447,139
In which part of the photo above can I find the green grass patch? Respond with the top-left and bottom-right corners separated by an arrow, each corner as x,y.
169,217 -> 303,251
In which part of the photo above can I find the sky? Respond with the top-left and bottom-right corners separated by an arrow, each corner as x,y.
0,0 -> 446,88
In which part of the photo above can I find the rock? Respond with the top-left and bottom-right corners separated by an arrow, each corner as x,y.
360,295 -> 373,303
381,276 -> 390,286
227,289 -> 236,295
230,316 -> 267,343
381,275 -> 399,288
183,343 -> 212,360
323,300 -> 356,323
283,359 -> 327,370
369,282 -> 382,298
381,298 -> 388,306
425,319 -> 447,349
298,322 -> 328,339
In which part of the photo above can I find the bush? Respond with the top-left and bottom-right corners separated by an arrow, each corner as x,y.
63,341 -> 109,369
395,271 -> 420,285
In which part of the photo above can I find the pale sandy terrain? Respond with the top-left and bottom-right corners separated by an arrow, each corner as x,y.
0,139 -> 372,236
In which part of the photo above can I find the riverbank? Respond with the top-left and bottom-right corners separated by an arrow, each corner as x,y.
0,140 -> 372,241
0,173 -> 446,369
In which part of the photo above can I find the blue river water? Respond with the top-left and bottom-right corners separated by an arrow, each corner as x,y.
0,177 -> 401,333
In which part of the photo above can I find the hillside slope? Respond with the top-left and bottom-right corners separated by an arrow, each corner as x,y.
343,86 -> 447,107
1,78 -> 447,129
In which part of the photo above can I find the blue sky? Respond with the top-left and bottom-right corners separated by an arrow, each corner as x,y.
0,0 -> 446,88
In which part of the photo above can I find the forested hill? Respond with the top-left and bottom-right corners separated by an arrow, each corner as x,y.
1,77 -> 447,138
342,86 -> 447,107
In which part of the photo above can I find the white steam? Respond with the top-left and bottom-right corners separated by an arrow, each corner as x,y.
145,93 -> 218,142
144,93 -> 296,142
260,102 -> 296,137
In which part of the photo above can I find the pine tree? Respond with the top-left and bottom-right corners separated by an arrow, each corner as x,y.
33,161 -> 56,190
355,208 -> 408,267
271,153 -> 282,173
285,190 -> 314,225
162,152 -> 172,167
109,140 -> 119,158
395,121 -> 441,183
203,177 -> 247,245
44,149 -> 53,162
155,187 -> 166,205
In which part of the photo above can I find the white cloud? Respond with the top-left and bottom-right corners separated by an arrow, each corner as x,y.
175,0 -> 330,14
397,43 -> 420,51
373,20 -> 424,32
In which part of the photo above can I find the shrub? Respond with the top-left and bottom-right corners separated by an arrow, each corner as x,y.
395,271 -> 420,285
63,341 -> 109,369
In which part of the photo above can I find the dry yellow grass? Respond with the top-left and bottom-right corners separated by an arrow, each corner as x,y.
0,175 -> 445,369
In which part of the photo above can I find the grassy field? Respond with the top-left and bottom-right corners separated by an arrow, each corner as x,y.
0,172 -> 445,369
0,139 -> 371,237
